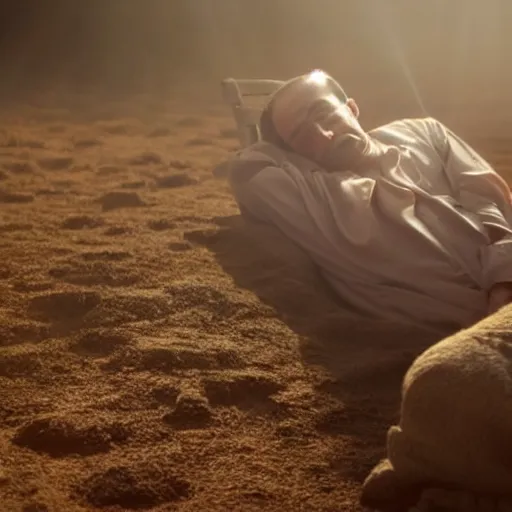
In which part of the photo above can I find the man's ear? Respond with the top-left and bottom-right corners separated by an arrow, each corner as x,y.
346,98 -> 360,118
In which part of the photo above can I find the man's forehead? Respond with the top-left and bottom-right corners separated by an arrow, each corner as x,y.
271,72 -> 346,125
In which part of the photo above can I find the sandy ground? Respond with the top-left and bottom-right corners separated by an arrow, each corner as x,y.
0,89 -> 511,512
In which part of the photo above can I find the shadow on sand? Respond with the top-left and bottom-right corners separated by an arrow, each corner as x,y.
186,213 -> 446,388
185,213 -> 449,480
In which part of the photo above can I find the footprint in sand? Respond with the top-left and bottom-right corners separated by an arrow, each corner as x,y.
100,123 -> 135,136
50,179 -> 78,190
128,151 -> 163,166
174,215 -> 211,224
0,136 -> 45,150
48,261 -> 139,287
314,405 -> 386,438
0,132 -> 45,149
0,222 -> 33,232
218,127 -> 238,140
20,502 -> 49,512
0,320 -> 50,347
36,156 -> 74,171
183,227 -> 227,247
185,137 -> 213,147
120,180 -> 146,189
2,161 -> 39,174
72,328 -> 134,357
35,188 -> 68,197
12,416 -> 129,457
175,116 -> 202,128
82,294 -> 172,328
12,280 -> 54,293
47,125 -> 65,133
150,385 -> 180,406
147,126 -> 172,138
80,250 -> 132,262
78,462 -> 191,509
148,219 -> 176,231
98,191 -> 147,211
0,267 -> 12,279
164,281 -> 271,321
0,190 -> 34,203
169,159 -> 190,170
275,419 -> 316,442
202,371 -> 284,408
28,290 -> 102,322
73,137 -> 103,149
103,225 -> 132,236
61,215 -> 104,230
97,164 -> 126,176
104,344 -> 245,374
164,282 -> 244,316
168,241 -> 192,252
0,350 -> 43,378
155,173 -> 198,189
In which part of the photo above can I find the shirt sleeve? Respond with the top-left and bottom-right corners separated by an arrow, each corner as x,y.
429,117 -> 512,289
229,163 -> 321,245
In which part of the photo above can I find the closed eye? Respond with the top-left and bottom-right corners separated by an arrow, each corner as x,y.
308,99 -> 333,120
289,99 -> 340,141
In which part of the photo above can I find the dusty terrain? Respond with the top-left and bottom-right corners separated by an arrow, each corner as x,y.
0,88 -> 511,512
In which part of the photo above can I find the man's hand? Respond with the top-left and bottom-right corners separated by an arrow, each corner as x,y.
488,282 -> 512,315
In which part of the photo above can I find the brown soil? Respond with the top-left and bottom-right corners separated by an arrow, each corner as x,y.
0,90 -> 510,512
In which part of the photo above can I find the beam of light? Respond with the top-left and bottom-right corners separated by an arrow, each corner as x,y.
369,1 -> 429,116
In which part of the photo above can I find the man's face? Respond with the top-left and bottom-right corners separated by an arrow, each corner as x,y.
271,71 -> 370,169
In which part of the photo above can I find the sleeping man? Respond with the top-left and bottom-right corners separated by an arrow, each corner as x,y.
227,69 -> 512,333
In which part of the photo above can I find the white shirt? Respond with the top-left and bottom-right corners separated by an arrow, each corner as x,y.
228,117 -> 512,331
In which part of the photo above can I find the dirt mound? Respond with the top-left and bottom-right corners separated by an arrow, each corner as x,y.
0,90 -> 503,511
162,393 -> 214,429
12,416 -> 129,457
80,462 -> 191,509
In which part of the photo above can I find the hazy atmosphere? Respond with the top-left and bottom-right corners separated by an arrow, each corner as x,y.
1,2 -> 511,511
1,0 -> 510,110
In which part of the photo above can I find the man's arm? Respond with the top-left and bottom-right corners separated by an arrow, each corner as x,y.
229,161 -> 344,272
230,162 -> 319,243
428,118 -> 512,310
